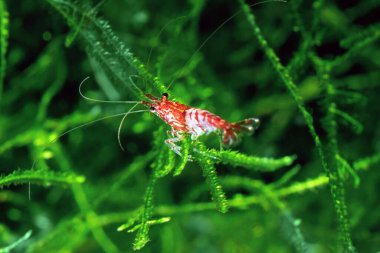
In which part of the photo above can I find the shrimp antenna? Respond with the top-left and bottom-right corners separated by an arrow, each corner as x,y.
117,103 -> 144,151
31,109 -> 148,170
146,16 -> 187,72
79,76 -> 140,104
144,16 -> 186,93
167,0 -> 287,90
55,110 -> 148,141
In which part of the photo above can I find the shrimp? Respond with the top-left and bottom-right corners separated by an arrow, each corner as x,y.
141,93 -> 260,155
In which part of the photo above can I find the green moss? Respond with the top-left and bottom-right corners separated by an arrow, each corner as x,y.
1,0 -> 380,252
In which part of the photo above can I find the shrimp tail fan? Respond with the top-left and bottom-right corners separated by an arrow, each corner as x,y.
222,118 -> 260,146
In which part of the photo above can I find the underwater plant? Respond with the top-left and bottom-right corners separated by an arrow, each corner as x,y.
1,0 -> 380,252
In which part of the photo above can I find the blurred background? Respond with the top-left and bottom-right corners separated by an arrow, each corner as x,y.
1,0 -> 380,252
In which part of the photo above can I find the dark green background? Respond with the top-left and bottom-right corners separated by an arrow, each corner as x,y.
1,0 -> 380,252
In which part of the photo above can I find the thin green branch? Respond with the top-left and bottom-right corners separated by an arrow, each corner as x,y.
184,176 -> 265,203
155,148 -> 175,178
94,152 -> 155,208
36,61 -> 67,122
270,165 -> 301,188
353,152 -> 380,171
127,217 -> 170,233
0,230 -> 32,253
73,188 -> 120,253
151,128 -> 176,178
336,154 -> 360,187
46,0 -> 166,100
239,0 -> 327,176
185,173 -> 328,206
331,23 -> 380,67
173,136 -> 190,176
333,108 -> 363,134
27,216 -> 89,252
133,175 -> 158,250
29,173 -> 335,249
240,2 -> 355,251
207,149 -> 296,172
280,212 -> 308,253
0,169 -> 85,187
319,64 -> 355,252
0,0 -> 9,110
275,175 -> 328,196
255,181 -> 309,253
287,0 -> 313,80
340,23 -> 380,49
48,143 -> 120,253
195,142 -> 229,213
116,209 -> 142,232
98,174 -> 330,226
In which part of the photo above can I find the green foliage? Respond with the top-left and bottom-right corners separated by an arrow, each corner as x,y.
133,175 -> 157,250
195,142 -> 229,213
239,0 -> 377,251
0,0 -> 8,107
46,0 -> 165,100
1,0 -> 380,252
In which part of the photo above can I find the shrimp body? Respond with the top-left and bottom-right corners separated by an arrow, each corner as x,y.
185,108 -> 236,145
142,93 -> 259,154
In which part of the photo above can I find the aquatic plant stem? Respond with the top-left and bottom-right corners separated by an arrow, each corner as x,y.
239,1 -> 355,251
51,143 -> 120,253
0,0 -> 9,111
316,61 -> 356,252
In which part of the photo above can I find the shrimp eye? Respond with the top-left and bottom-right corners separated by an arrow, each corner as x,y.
162,92 -> 168,98
150,106 -> 156,111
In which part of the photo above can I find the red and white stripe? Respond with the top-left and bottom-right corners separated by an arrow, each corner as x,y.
185,108 -> 222,140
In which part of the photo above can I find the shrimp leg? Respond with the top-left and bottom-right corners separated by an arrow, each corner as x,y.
165,130 -> 183,156
165,130 -> 193,161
